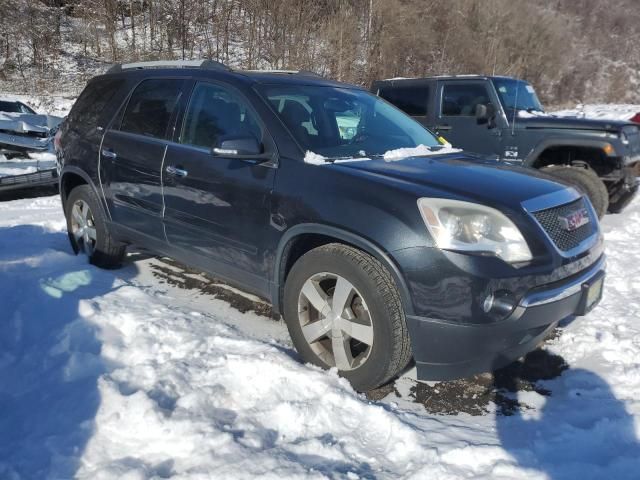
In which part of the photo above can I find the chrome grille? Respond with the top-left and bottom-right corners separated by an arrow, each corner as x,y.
532,197 -> 595,252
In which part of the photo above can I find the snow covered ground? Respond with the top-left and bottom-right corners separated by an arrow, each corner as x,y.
0,193 -> 638,479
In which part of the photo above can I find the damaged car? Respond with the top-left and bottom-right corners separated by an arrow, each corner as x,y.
0,99 -> 63,192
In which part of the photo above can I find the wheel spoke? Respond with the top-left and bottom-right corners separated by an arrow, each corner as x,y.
331,332 -> 353,370
301,280 -> 330,313
302,320 -> 331,343
73,228 -> 83,241
331,276 -> 354,315
339,317 -> 374,345
85,227 -> 97,241
81,201 -> 89,222
72,205 -> 83,225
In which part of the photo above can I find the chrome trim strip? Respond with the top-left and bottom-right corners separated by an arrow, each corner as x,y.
521,187 -> 581,213
520,255 -> 605,307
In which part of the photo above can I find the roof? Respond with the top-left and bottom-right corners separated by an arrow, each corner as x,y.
102,60 -> 362,89
374,74 -> 520,84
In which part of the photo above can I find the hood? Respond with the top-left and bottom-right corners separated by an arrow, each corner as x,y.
516,114 -> 631,132
334,153 -> 569,209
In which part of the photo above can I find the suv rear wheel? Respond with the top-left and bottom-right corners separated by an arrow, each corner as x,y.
283,243 -> 412,391
541,165 -> 609,218
65,185 -> 126,268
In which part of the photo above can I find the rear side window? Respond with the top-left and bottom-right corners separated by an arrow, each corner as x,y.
68,78 -> 124,133
120,79 -> 184,139
441,83 -> 490,117
378,85 -> 429,116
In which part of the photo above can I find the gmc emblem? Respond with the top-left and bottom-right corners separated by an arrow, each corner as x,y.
558,208 -> 590,231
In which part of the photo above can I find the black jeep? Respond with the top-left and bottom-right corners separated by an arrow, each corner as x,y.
372,76 -> 640,217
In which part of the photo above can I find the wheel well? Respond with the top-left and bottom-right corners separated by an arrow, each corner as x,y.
60,172 -> 87,204
531,146 -> 613,176
277,234 -> 360,311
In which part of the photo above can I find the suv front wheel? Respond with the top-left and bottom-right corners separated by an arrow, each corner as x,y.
283,243 -> 412,391
65,185 -> 126,268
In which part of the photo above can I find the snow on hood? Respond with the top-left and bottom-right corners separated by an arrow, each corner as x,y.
0,112 -> 63,135
517,110 -> 551,118
382,144 -> 461,161
304,144 -> 461,165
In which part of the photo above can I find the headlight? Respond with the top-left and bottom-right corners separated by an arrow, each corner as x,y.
417,198 -> 533,263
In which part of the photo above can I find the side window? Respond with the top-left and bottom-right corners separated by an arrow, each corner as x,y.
181,82 -> 262,149
441,83 -> 490,117
378,85 -> 429,116
120,79 -> 184,139
68,78 -> 125,133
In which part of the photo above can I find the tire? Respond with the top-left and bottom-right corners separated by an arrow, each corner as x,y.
65,184 -> 126,268
541,165 -> 609,219
283,243 -> 412,391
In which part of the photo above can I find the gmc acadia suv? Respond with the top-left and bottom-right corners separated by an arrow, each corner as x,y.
57,60 -> 605,391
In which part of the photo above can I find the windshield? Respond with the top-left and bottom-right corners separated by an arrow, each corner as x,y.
257,85 -> 441,159
492,78 -> 544,114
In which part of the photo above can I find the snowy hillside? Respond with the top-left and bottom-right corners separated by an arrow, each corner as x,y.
0,192 -> 639,479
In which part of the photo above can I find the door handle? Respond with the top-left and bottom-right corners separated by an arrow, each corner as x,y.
435,125 -> 452,131
166,165 -> 188,178
101,148 -> 117,159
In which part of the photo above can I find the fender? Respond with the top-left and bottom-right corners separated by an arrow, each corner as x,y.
271,223 -> 415,316
59,165 -> 111,220
523,138 -> 617,168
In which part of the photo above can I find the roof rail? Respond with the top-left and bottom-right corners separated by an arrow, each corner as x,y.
244,69 -> 323,77
107,59 -> 229,74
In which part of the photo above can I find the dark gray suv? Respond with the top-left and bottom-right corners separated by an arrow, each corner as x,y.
56,60 -> 605,391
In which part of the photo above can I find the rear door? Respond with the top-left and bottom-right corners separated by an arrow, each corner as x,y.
435,81 -> 502,155
162,80 -> 276,293
100,78 -> 188,240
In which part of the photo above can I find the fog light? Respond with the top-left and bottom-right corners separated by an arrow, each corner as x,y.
482,290 -> 516,319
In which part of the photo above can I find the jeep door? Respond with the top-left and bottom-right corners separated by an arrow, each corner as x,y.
433,81 -> 504,156
162,80 -> 276,296
100,78 -> 188,240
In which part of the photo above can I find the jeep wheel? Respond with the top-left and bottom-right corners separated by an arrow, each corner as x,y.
283,243 -> 412,391
541,165 -> 609,219
65,185 -> 126,268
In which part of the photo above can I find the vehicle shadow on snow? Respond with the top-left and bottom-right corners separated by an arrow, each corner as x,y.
493,351 -> 640,479
0,225 -> 138,478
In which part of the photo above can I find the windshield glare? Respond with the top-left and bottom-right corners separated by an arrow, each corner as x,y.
258,85 -> 441,159
492,79 -> 544,114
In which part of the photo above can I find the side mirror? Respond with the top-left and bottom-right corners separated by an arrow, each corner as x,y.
212,136 -> 263,157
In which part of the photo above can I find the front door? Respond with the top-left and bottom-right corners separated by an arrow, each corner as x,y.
162,81 -> 276,293
101,78 -> 187,239
433,81 -> 503,156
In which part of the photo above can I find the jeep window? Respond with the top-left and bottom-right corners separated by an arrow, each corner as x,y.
258,85 -> 440,159
492,78 -> 543,114
68,78 -> 124,133
181,82 -> 262,149
120,79 -> 183,139
378,85 -> 429,116
441,84 -> 490,117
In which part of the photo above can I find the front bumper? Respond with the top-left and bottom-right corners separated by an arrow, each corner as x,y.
407,254 -> 605,381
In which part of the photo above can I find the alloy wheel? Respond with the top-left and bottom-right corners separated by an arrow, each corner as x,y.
297,272 -> 374,371
70,199 -> 97,257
